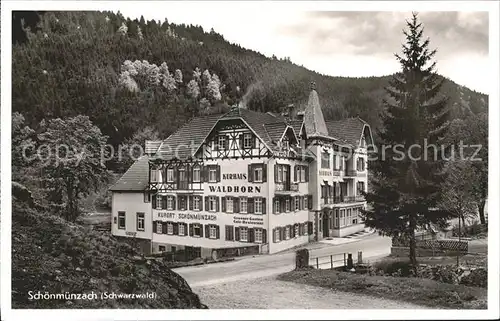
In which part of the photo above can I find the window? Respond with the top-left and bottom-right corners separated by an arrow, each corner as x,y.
274,199 -> 280,214
335,210 -> 339,228
136,213 -> 145,231
295,197 -> 299,211
167,196 -> 174,210
209,167 -> 217,182
167,168 -> 174,182
178,196 -> 187,211
159,245 -> 166,252
285,226 -> 290,240
278,165 -> 283,183
226,197 -> 234,213
143,192 -> 150,203
300,166 -> 306,182
285,198 -> 290,212
225,225 -> 234,241
179,223 -> 185,236
275,229 -> 281,242
156,195 -> 163,210
283,166 -> 288,183
294,224 -> 299,238
209,196 -> 217,212
243,133 -> 253,149
167,222 -> 174,235
193,196 -> 201,211
209,225 -> 217,239
118,212 -> 125,229
333,155 -> 339,170
240,197 -> 247,213
151,169 -> 158,182
240,227 -> 248,242
156,222 -> 163,234
193,166 -> 201,182
321,151 -> 330,169
303,223 -> 309,236
357,182 -> 365,195
254,198 -> 263,214
218,135 -> 227,150
253,166 -> 263,182
193,224 -> 202,237
255,229 -> 263,243
304,196 -> 308,210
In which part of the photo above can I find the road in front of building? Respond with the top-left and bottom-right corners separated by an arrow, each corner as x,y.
174,233 -> 391,287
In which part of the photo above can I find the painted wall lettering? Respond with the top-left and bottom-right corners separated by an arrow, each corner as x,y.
222,173 -> 247,180
208,185 -> 261,193
233,216 -> 264,225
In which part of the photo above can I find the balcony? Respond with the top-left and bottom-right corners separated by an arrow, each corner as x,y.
344,170 -> 357,177
321,195 -> 365,207
275,182 -> 299,194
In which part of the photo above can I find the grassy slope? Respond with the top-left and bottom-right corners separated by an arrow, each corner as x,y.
12,203 -> 207,308
278,269 -> 487,309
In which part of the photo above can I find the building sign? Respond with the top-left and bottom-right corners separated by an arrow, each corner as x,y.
208,185 -> 261,193
156,212 -> 217,221
125,231 -> 137,237
233,216 -> 264,225
319,170 -> 332,176
223,173 -> 247,180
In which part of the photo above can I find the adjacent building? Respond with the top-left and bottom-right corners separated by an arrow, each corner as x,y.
110,84 -> 374,259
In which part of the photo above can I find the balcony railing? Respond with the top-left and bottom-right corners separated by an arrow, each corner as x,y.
321,195 -> 365,206
344,170 -> 357,177
275,182 -> 299,193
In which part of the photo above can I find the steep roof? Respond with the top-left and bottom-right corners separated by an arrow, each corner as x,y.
325,117 -> 369,147
109,156 -> 150,191
289,120 -> 304,137
303,88 -> 329,138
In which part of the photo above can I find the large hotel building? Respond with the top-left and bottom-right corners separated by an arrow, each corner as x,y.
110,85 -> 373,259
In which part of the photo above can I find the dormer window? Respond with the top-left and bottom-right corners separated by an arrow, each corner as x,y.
218,135 -> 228,150
166,168 -> 174,182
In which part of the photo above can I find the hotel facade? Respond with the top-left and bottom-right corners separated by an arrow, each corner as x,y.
110,86 -> 374,259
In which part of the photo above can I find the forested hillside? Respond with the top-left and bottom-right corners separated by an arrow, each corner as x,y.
13,10 -> 487,150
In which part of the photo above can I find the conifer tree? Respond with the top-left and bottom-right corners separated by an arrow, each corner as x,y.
362,12 -> 451,271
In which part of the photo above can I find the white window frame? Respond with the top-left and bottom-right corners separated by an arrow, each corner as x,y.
285,226 -> 290,240
118,212 -> 126,229
255,228 -> 263,243
156,222 -> 162,234
167,222 -> 174,235
167,168 -> 174,182
179,196 -> 187,211
218,135 -> 227,149
275,229 -> 281,242
254,166 -> 263,182
274,199 -> 280,214
226,197 -> 234,213
240,197 -> 247,213
193,196 -> 201,211
151,169 -> 158,182
156,195 -> 163,210
254,197 -> 263,214
295,224 -> 299,238
240,227 -> 248,242
178,223 -> 185,236
166,196 -> 174,210
136,213 -> 145,231
193,166 -> 201,182
209,167 -> 217,183
300,166 -> 306,182
243,133 -> 252,149
285,199 -> 290,212
209,196 -> 217,212
209,225 -> 217,239
193,224 -> 202,237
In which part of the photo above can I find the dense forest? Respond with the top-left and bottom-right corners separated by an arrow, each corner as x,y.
13,10 -> 487,151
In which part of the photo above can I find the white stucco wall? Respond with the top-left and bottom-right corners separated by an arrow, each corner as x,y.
111,192 -> 152,240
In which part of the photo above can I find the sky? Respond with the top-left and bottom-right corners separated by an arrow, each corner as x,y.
117,7 -> 489,94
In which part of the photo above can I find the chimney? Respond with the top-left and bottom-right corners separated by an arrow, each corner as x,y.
281,104 -> 295,121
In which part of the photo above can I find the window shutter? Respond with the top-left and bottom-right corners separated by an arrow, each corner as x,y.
205,225 -> 210,239
239,134 -> 244,149
248,164 -> 253,182
252,136 -> 257,148
308,195 -> 312,210
225,225 -> 230,241
216,197 -> 220,212
162,222 -> 168,234
294,165 -> 297,182
152,194 -> 157,209
202,166 -> 207,182
272,197 -> 276,214
262,198 -> 266,214
172,196 -> 176,210
235,227 -> 240,241
274,164 -> 278,182
249,228 -> 255,243
189,196 -> 193,210
173,222 -> 179,235
216,226 -> 220,239
162,196 -> 167,210
173,167 -> 178,182
205,196 -> 209,211
308,221 -> 313,234
153,221 -> 157,233
248,198 -> 254,214
198,224 -> 203,237
280,227 -> 285,241
224,138 -> 229,150
216,165 -> 221,182
222,197 -> 226,212
199,196 -> 203,211
286,164 -> 291,183
189,223 -> 194,236
305,166 -> 309,182
262,164 -> 267,182
234,197 -> 239,213
263,229 -> 267,244
273,228 -> 276,243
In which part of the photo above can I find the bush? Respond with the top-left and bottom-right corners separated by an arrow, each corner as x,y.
373,259 -> 413,277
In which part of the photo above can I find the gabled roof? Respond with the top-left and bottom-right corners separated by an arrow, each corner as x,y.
109,156 -> 149,191
303,88 -> 329,138
289,120 -> 304,137
145,140 -> 162,154
264,122 -> 287,144
325,117 -> 370,147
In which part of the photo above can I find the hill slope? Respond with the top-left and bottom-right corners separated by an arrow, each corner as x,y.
12,11 -> 487,147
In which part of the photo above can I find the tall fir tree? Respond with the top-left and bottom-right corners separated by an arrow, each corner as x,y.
362,12 -> 452,271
